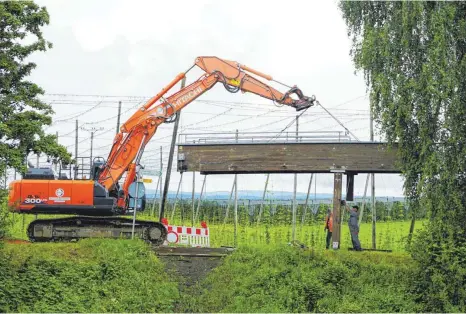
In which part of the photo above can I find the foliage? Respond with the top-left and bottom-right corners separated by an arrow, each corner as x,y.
0,196 -> 9,244
0,239 -> 421,313
339,1 -> 466,311
7,209 -> 422,252
148,198 -> 420,227
182,245 -> 418,313
0,239 -> 180,313
0,1 -> 72,177
0,206 -> 425,313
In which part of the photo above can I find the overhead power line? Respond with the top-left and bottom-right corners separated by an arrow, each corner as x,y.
52,102 -> 103,124
44,93 -> 368,110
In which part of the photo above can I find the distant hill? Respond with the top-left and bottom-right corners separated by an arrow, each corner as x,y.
145,189 -> 404,201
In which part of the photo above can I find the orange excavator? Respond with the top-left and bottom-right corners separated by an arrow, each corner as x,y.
7,56 -> 316,245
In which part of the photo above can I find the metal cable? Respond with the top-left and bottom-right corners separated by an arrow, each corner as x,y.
52,101 -> 103,124
267,106 -> 312,143
317,100 -> 360,141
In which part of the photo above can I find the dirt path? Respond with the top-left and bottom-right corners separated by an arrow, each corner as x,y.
159,255 -> 225,288
154,247 -> 234,287
154,247 -> 233,312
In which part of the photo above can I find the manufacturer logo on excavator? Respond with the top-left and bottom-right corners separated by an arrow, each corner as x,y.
174,86 -> 203,108
49,188 -> 71,203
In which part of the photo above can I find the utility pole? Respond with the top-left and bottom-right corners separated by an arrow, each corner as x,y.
234,173 -> 238,247
331,172 -> 343,249
151,175 -> 160,216
301,174 -> 314,225
90,132 -> 94,163
234,129 -> 239,246
81,126 -> 103,165
158,146 -> 163,217
191,171 -> 195,226
358,174 -> 370,226
170,172 -> 184,222
370,109 -> 376,249
223,177 -> 236,224
131,172 -> 140,239
256,174 -> 270,225
195,175 -> 207,222
55,131 -> 59,173
34,153 -> 39,221
160,77 -> 185,222
75,120 -> 79,179
292,115 -> 299,241
116,101 -> 122,135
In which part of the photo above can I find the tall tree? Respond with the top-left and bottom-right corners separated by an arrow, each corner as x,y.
0,1 -> 72,183
339,1 -> 466,311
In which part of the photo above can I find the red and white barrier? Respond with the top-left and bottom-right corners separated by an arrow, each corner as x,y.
161,219 -> 210,248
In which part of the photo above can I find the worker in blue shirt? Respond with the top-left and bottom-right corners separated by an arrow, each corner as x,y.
342,200 -> 362,251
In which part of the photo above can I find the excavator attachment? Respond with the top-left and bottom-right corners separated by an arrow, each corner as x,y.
283,86 -> 316,111
27,217 -> 167,245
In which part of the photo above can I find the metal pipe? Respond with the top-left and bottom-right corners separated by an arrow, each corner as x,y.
170,172 -> 183,222
143,73 -> 185,110
160,77 -> 185,222
256,174 -> 270,225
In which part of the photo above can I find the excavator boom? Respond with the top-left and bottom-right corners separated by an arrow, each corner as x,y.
100,57 -> 315,198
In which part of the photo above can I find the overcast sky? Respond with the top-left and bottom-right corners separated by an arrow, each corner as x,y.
17,0 -> 405,198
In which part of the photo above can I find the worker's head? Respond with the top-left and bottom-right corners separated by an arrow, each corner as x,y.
352,205 -> 359,212
327,208 -> 332,215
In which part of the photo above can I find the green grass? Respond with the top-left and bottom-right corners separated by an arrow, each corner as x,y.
6,211 -> 424,252
207,220 -> 423,251
0,239 -> 180,313
182,244 -> 419,312
1,238 -> 419,313
1,210 -> 428,312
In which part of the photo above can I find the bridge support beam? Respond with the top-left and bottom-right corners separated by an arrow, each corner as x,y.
332,172 -> 343,249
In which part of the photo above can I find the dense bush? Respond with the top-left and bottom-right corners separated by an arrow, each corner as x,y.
408,229 -> 466,312
0,239 -> 180,313
182,245 -> 418,313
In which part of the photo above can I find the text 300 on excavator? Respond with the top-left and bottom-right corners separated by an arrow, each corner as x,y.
7,56 -> 316,245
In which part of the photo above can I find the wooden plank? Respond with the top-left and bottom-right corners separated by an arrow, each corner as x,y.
177,142 -> 400,174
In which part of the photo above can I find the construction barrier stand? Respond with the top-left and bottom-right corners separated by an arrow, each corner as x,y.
161,219 -> 210,248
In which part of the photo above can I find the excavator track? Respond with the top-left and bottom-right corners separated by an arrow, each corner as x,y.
27,217 -> 167,246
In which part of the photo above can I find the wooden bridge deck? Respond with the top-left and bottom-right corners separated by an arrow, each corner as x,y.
177,142 -> 401,174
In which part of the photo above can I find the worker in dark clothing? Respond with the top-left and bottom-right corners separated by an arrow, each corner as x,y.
324,209 -> 333,249
341,201 -> 362,251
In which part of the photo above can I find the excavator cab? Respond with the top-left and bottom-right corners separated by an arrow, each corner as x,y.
91,157 -> 106,180
73,156 -> 106,180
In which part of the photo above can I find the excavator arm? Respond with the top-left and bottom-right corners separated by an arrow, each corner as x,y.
97,56 -> 316,210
